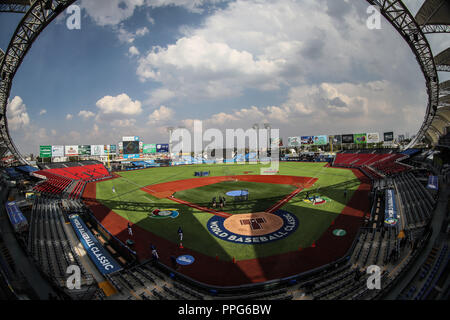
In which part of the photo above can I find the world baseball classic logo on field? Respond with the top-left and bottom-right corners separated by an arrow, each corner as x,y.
149,209 -> 179,219
206,210 -> 298,244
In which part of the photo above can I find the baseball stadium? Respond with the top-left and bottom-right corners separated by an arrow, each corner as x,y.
0,0 -> 449,303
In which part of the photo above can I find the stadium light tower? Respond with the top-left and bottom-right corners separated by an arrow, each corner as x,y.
264,123 -> 271,152
252,123 -> 259,155
167,126 -> 174,156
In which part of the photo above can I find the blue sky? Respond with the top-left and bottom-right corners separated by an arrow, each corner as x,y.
1,0 -> 449,155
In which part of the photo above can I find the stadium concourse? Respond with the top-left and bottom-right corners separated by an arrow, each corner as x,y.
0,146 -> 448,300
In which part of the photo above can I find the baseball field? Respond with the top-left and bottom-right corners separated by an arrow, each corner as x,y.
83,162 -> 370,285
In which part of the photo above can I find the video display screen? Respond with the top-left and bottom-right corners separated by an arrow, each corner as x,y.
123,141 -> 140,154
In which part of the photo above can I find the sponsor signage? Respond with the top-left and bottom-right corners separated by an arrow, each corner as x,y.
384,189 -> 398,226
332,135 -> 342,145
109,144 -> 117,154
78,145 -> 91,156
367,132 -> 380,143
91,145 -> 104,156
143,144 -> 157,154
69,214 -> 122,274
301,136 -> 314,145
313,135 -> 328,145
354,133 -> 367,144
65,145 -> 79,156
384,131 -> 394,142
342,134 -> 354,144
287,137 -> 301,147
156,144 -> 169,153
123,154 -> 140,159
39,146 -> 52,158
122,136 -> 139,142
51,145 -> 64,157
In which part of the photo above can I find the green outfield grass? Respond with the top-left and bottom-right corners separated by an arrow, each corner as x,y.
95,162 -> 361,261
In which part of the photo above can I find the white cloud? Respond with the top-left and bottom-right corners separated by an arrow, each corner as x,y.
78,110 -> 96,119
79,0 -> 145,26
39,109 -> 47,115
146,0 -> 228,13
135,26 -> 149,37
7,96 -> 30,130
148,105 -> 174,123
66,113 -> 73,120
137,35 -> 285,101
96,93 -> 142,115
129,46 -> 140,56
116,25 -> 149,44
80,0 -> 224,26
111,119 -> 137,127
177,79 -> 424,138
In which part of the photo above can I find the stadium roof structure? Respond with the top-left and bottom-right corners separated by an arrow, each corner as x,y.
0,0 -> 448,164
434,48 -> 450,72
415,0 -> 450,33
0,0 -> 33,14
440,80 -> 450,92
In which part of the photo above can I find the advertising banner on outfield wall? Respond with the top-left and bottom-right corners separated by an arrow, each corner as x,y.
143,144 -> 157,154
90,145 -> 104,156
384,132 -> 394,142
313,135 -> 328,145
366,133 -> 380,143
332,135 -> 342,145
342,134 -> 354,144
39,146 -> 52,158
123,154 -> 140,159
51,145 -> 64,157
301,136 -> 314,145
65,145 -> 79,156
287,137 -> 301,147
78,145 -> 91,156
354,133 -> 367,144
156,144 -> 169,153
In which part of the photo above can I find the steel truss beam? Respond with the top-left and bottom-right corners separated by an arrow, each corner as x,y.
0,4 -> 28,13
436,65 -> 450,72
366,0 -> 440,149
421,24 -> 450,34
0,0 -> 75,165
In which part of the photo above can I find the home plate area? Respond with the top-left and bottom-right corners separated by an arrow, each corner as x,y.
206,210 -> 299,244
